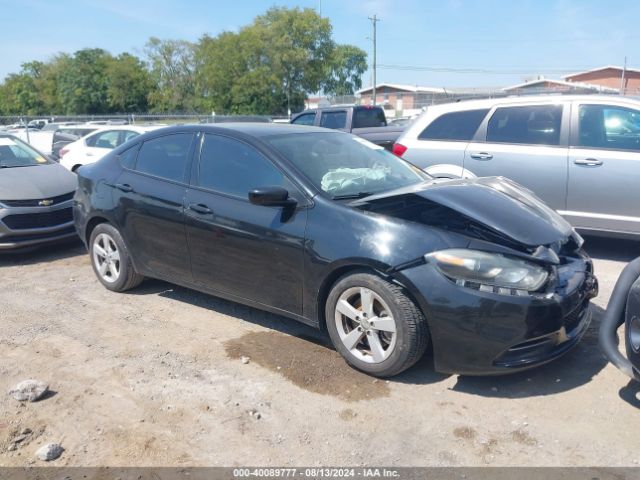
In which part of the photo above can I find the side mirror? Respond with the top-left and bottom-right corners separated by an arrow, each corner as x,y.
249,186 -> 297,208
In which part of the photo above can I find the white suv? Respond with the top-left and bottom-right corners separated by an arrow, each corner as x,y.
393,95 -> 640,237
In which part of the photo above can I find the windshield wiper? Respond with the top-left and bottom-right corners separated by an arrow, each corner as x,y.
332,191 -> 376,200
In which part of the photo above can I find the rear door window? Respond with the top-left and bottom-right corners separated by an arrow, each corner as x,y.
577,104 -> 640,151
86,130 -> 121,149
135,133 -> 194,182
486,105 -> 563,146
319,111 -> 347,129
419,109 -> 489,141
352,108 -> 387,128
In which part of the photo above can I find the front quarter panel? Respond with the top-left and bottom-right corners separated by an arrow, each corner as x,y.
302,196 -> 467,323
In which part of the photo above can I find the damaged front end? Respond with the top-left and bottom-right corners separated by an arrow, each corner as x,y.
350,176 -> 599,374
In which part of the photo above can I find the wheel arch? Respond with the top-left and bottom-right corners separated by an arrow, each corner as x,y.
424,163 -> 477,179
315,260 -> 431,335
84,215 -> 111,246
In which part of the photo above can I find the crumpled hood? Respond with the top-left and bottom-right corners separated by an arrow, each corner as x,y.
0,163 -> 77,200
352,176 -> 574,248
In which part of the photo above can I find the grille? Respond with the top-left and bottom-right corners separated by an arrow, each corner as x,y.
564,301 -> 588,333
0,192 -> 74,208
2,208 -> 73,230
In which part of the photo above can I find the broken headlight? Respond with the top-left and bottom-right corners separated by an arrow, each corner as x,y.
425,249 -> 548,293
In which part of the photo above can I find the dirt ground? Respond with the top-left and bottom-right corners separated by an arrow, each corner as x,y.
1,236 -> 640,467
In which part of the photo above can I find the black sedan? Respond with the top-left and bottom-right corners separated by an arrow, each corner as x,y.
73,124 -> 598,377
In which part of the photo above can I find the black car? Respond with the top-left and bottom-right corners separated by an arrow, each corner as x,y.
73,124 -> 598,377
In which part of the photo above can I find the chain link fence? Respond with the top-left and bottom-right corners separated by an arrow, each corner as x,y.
0,87 -> 631,127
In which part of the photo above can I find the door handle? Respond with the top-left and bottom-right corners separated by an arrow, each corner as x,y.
188,203 -> 213,214
573,158 -> 603,167
469,152 -> 493,160
115,183 -> 133,193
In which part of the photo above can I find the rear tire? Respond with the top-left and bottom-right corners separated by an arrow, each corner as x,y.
326,272 -> 429,377
89,223 -> 143,292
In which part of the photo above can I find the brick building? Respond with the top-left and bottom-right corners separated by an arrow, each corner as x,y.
503,77 -> 618,95
563,66 -> 640,95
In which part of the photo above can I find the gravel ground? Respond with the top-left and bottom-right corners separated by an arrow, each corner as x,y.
1,236 -> 639,466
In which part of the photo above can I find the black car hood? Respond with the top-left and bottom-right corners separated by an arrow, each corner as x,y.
351,176 -> 574,249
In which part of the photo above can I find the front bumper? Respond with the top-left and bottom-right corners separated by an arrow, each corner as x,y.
397,252 -> 598,375
0,200 -> 78,251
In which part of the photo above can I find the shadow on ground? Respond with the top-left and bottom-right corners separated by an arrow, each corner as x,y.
129,278 -> 609,400
619,379 -> 640,409
3,233 -> 633,400
0,240 -> 84,267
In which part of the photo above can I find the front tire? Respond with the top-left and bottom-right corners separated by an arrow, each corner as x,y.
325,272 -> 429,377
89,223 -> 143,292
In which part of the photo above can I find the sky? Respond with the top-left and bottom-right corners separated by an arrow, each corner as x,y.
0,0 -> 638,89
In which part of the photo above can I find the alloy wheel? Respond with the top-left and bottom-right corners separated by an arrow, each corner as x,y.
92,233 -> 121,283
334,287 -> 397,364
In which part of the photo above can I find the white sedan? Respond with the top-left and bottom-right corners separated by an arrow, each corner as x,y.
59,125 -> 163,171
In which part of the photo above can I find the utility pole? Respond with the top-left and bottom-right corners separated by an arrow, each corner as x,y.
368,14 -> 380,105
620,56 -> 627,95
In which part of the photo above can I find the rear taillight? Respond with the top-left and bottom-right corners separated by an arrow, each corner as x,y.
392,143 -> 407,157
59,148 -> 69,157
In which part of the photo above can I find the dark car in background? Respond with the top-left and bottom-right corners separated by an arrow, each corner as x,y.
74,124 -> 597,377
0,134 -> 77,251
51,126 -> 100,160
290,105 -> 405,151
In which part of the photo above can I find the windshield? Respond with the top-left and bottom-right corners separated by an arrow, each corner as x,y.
267,132 -> 429,199
0,137 -> 51,168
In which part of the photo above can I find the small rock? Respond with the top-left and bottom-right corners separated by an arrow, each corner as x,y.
35,443 -> 63,461
241,356 -> 250,365
248,409 -> 261,420
9,380 -> 49,402
491,387 -> 498,392
12,433 -> 29,444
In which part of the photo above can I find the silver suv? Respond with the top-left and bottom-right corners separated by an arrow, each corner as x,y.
394,95 -> 640,237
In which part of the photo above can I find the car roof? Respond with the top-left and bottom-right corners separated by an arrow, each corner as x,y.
85,124 -> 165,134
423,94 -> 640,112
168,123 -> 335,137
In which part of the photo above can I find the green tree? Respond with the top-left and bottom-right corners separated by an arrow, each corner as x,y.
0,60 -> 61,115
323,44 -> 368,97
193,7 -> 367,115
145,37 -> 196,112
56,48 -> 111,114
106,53 -> 152,112
248,7 -> 334,114
194,32 -> 245,113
